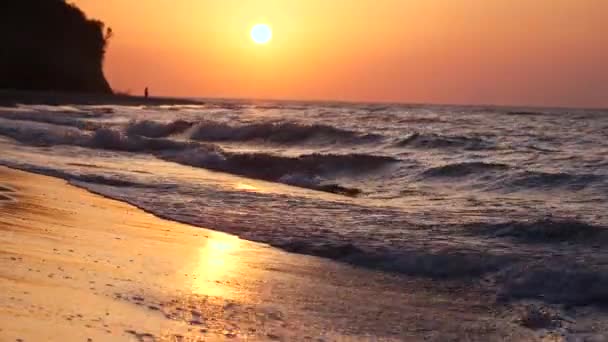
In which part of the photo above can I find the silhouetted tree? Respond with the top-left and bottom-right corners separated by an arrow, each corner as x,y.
0,0 -> 113,93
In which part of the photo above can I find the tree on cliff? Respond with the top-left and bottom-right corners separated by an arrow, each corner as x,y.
0,0 -> 113,93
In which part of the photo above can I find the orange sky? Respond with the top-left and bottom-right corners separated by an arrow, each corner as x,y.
73,0 -> 608,108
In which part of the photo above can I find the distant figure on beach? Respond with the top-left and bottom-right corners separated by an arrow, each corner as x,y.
144,87 -> 149,99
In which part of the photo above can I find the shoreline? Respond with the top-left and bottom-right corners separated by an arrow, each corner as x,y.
0,166 -> 539,341
0,90 -> 203,107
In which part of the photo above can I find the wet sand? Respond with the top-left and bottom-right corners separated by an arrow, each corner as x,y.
0,166 -> 537,341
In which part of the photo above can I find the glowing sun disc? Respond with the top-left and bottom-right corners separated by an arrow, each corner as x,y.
251,24 -> 272,44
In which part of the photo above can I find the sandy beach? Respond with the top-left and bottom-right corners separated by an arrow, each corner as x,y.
0,166 -> 542,341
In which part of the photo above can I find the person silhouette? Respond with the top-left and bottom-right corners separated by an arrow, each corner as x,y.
144,87 -> 149,99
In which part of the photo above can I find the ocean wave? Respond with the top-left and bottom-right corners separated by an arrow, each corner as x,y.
422,162 -> 510,178
277,240 -> 512,278
278,174 -> 362,196
126,119 -> 194,138
252,103 -> 308,110
0,123 -> 391,195
364,105 -> 391,112
420,163 -> 605,191
70,174 -> 160,188
468,218 -> 606,244
525,145 -> 560,153
395,117 -> 445,124
0,110 -> 101,130
397,132 -> 495,150
498,263 -> 608,306
160,150 -> 397,195
0,121 -> 88,146
504,110 -> 548,116
190,121 -> 381,144
0,122 -> 198,152
89,128 -> 201,152
504,171 -> 604,190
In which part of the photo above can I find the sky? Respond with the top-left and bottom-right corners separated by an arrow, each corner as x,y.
72,0 -> 608,108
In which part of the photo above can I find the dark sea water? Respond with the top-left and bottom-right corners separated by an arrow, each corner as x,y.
1,101 -> 607,303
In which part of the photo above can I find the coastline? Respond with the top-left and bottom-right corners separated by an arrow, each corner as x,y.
0,166 -> 538,341
0,90 -> 202,107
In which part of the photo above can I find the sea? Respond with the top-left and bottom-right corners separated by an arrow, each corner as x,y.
1,100 -> 607,301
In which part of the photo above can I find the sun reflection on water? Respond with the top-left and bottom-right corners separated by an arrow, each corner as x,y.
190,233 -> 242,297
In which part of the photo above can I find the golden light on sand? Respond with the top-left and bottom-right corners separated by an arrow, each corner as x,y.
191,233 -> 242,297
250,24 -> 272,44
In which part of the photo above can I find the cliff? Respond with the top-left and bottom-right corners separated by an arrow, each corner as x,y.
0,0 -> 112,94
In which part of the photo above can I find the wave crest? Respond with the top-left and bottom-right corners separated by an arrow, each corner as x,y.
190,121 -> 381,144
90,128 -> 197,152
0,122 -> 390,195
160,150 -> 397,195
126,120 -> 194,138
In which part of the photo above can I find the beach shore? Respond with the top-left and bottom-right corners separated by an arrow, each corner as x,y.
0,166 -> 537,341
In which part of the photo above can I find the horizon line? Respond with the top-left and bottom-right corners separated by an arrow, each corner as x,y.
155,94 -> 608,112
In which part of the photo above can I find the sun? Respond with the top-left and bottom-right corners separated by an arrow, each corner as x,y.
250,24 -> 272,44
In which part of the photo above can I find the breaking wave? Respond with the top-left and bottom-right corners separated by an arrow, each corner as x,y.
160,150 -> 397,195
0,110 -> 102,130
0,122 -> 196,152
190,121 -> 382,144
0,122 -> 396,195
126,119 -> 194,138
90,128 -> 198,152
0,120 -> 87,146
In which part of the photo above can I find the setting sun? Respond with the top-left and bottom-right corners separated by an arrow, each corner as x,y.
250,24 -> 272,44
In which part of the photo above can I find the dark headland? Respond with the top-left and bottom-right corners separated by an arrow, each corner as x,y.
0,0 -> 200,106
